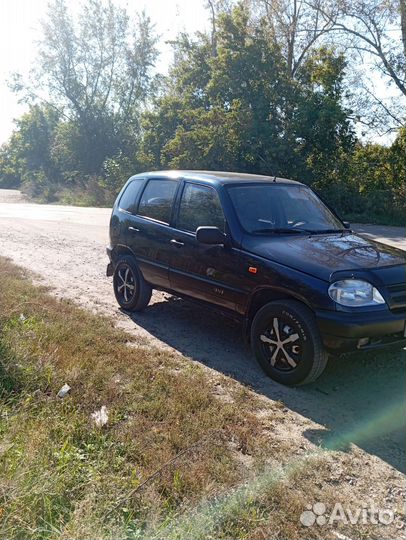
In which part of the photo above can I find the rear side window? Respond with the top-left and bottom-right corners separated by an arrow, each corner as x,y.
138,179 -> 178,224
177,183 -> 225,232
118,179 -> 144,214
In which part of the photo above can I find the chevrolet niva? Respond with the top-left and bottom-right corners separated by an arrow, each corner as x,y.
107,171 -> 406,386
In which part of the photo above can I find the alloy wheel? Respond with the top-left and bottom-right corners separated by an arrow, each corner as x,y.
259,317 -> 302,371
116,265 -> 136,303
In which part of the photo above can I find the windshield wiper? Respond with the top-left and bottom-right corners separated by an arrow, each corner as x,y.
252,227 -> 310,235
251,227 -> 348,235
307,229 -> 348,235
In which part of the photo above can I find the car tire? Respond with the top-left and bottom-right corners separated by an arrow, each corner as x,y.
113,255 -> 152,311
251,299 -> 328,386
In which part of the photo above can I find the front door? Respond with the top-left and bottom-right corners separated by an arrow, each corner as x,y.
169,182 -> 245,311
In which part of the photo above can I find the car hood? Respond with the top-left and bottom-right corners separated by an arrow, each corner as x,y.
242,232 -> 406,282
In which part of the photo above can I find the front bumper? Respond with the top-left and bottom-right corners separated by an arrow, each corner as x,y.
316,308 -> 406,352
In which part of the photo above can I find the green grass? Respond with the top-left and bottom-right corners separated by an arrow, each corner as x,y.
0,257 -> 403,539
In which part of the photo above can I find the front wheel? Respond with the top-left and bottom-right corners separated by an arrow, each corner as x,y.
251,300 -> 328,386
113,256 -> 152,311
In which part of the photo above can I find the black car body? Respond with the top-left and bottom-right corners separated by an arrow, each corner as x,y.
107,170 -> 406,385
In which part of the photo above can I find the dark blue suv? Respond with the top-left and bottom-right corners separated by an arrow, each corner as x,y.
107,171 -> 406,386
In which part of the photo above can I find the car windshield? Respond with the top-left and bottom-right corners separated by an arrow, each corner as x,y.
227,183 -> 344,234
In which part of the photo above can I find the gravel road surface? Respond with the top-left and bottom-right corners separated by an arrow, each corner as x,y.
0,189 -> 404,483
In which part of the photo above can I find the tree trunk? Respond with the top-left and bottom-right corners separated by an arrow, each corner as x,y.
401,0 -> 406,64
207,0 -> 218,57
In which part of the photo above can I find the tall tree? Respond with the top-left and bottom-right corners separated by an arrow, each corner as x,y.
316,0 -> 405,132
254,0 -> 336,78
251,0 -> 405,133
326,0 -> 405,96
140,4 -> 354,185
12,0 -> 158,173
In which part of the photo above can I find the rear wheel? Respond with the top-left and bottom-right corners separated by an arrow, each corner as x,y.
113,256 -> 152,311
251,300 -> 328,386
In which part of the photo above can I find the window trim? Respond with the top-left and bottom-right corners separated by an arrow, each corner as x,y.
174,181 -> 226,234
136,177 -> 180,226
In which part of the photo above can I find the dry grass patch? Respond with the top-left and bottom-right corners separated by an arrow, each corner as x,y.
0,257 -> 403,539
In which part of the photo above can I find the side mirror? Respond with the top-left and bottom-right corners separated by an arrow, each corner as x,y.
343,221 -> 351,229
196,226 -> 228,245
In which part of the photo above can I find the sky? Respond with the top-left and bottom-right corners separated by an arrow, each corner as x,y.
0,0 -> 209,145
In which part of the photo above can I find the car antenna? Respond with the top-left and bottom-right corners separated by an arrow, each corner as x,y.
258,154 -> 276,182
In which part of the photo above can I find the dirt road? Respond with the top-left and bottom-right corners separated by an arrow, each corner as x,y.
0,189 -> 405,483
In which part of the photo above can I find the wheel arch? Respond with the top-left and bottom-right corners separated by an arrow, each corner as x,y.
111,244 -> 137,263
243,287 -> 314,341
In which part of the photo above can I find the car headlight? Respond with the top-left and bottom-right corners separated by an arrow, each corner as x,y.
328,279 -> 385,307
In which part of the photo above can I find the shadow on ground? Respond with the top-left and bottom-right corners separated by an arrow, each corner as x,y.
125,295 -> 405,473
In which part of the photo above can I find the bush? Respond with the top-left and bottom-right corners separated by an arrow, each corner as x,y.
57,176 -> 116,207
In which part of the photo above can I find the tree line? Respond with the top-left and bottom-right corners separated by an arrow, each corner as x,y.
0,0 -> 405,225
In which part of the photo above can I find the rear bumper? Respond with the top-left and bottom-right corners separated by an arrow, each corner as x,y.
106,247 -> 114,276
316,308 -> 406,352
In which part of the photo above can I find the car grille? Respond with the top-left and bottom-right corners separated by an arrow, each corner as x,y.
387,283 -> 406,313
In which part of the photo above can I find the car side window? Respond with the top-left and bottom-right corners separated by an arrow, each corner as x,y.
118,178 -> 144,214
177,183 -> 225,233
138,179 -> 178,224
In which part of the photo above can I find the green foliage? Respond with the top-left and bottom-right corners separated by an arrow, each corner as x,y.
312,131 -> 406,225
0,139 -> 22,189
138,6 -> 355,188
0,104 -> 60,193
0,0 -> 404,225
0,0 -> 158,202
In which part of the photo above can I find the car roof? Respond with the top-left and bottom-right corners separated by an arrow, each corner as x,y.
133,170 -> 303,186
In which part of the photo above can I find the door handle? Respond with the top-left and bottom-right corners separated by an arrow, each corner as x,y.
170,239 -> 184,247
128,226 -> 140,233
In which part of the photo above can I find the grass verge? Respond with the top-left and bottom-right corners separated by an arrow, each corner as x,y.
0,257 -> 403,539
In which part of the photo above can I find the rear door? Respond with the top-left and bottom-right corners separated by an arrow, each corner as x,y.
113,177 -> 146,248
169,181 -> 245,311
123,177 -> 179,288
